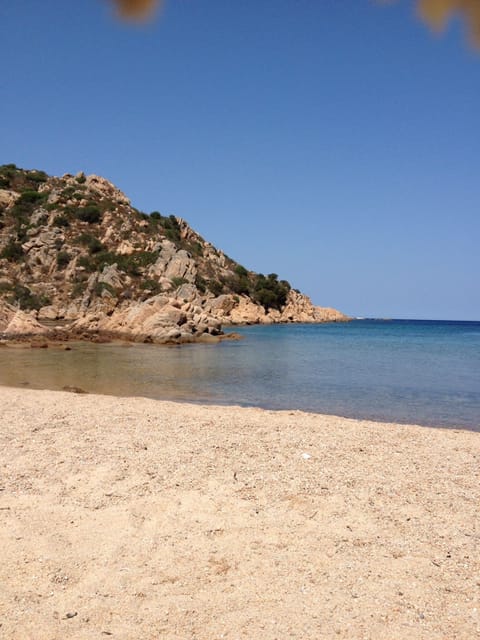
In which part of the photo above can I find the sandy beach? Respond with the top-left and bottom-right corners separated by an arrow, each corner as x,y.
0,386 -> 478,639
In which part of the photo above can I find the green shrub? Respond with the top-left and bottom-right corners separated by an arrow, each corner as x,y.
208,279 -> 224,296
54,215 -> 70,227
76,173 -> 86,184
150,211 -> 162,220
93,251 -> 118,271
77,233 -> 104,254
252,273 -> 291,310
76,249 -> 158,277
158,214 -> 181,242
28,170 -> 48,183
57,251 -> 71,269
118,254 -> 141,277
254,288 -> 278,309
121,251 -> 157,276
94,282 -> 115,297
10,190 -> 48,224
195,275 -> 207,293
140,279 -> 162,295
71,281 -> 87,297
18,190 -> 46,204
7,284 -> 50,311
132,251 -> 158,268
77,233 -> 94,245
62,204 -> 78,216
61,186 -> 76,198
171,276 -> 188,288
235,265 -> 248,277
226,275 -> 250,296
188,241 -> 203,257
15,226 -> 28,243
0,164 -> 18,187
0,241 -> 24,262
165,228 -> 180,242
77,256 -> 93,271
76,204 -> 102,224
0,163 -> 17,172
88,238 -> 103,254
102,251 -> 158,276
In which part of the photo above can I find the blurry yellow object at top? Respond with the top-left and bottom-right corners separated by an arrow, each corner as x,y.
110,0 -> 480,46
113,0 -> 161,20
418,0 -> 480,43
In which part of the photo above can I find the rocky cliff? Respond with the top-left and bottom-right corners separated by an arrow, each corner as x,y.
0,164 -> 348,342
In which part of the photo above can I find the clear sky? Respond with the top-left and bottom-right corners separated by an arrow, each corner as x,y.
1,1 -> 479,320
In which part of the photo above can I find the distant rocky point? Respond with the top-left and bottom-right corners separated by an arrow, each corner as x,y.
0,164 -> 348,343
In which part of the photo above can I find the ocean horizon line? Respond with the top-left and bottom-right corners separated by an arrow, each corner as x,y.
350,317 -> 479,324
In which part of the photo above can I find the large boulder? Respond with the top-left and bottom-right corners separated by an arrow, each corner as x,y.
37,305 -> 59,321
0,189 -> 20,209
84,174 -> 130,205
98,264 -> 123,290
164,250 -> 196,282
209,295 -> 267,325
277,290 -> 349,322
148,242 -> 197,284
0,301 -> 48,337
22,228 -> 65,272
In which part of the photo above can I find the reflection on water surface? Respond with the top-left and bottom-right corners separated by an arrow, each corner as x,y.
1,320 -> 479,430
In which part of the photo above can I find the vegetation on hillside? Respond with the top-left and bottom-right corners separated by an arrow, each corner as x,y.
0,165 -> 293,312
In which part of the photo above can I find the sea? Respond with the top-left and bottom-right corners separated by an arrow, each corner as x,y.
1,319 -> 479,431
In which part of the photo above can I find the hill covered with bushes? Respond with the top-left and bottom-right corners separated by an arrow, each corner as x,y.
0,164 -> 348,342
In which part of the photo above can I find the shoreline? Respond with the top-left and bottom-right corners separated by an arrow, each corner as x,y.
0,327 -> 245,346
0,313 -> 350,347
0,376 -> 477,433
1,386 -> 479,639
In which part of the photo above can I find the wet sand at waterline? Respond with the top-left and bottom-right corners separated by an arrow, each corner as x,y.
0,386 -> 478,639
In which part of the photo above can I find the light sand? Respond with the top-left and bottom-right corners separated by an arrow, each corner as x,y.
0,386 -> 478,639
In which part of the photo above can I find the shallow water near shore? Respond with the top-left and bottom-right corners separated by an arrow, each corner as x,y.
1,319 -> 479,430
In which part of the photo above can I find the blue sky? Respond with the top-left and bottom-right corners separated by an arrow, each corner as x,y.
1,1 -> 479,319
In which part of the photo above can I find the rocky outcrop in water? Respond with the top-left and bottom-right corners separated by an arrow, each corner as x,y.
0,300 -> 48,338
0,164 -> 349,342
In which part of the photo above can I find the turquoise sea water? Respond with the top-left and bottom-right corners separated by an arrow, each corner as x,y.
1,320 -> 479,430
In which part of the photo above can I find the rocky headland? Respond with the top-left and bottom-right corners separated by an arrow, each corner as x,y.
0,164 -> 348,344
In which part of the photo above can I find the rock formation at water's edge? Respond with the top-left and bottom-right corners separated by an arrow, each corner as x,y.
0,164 -> 349,342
